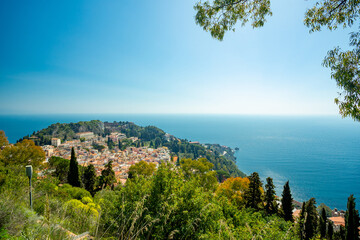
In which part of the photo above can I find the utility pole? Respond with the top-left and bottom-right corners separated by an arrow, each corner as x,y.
26,165 -> 33,209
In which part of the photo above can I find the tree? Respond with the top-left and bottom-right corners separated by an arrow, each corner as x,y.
180,158 -> 214,177
264,177 -> 278,214
298,202 -> 306,240
194,0 -> 271,41
83,164 -> 97,195
345,194 -> 360,240
99,160 -> 116,189
180,158 -> 218,190
328,221 -> 334,240
107,137 -> 114,150
0,139 -> 45,168
319,207 -> 327,239
48,156 -> 69,183
281,181 -> 293,222
154,137 -> 161,149
216,176 -> 249,207
68,147 -> 81,187
194,0 -> 360,121
216,169 -> 230,182
0,130 -> 8,149
128,161 -> 156,179
317,203 -> 332,217
304,198 -> 318,240
243,172 -> 263,210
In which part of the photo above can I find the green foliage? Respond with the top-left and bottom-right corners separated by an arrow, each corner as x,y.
48,156 -> 69,183
303,198 -> 318,240
83,164 -> 97,196
264,177 -> 278,214
216,169 -> 230,182
99,161 -> 116,189
107,137 -> 115,150
64,197 -> 100,234
23,120 -> 104,144
319,207 -> 327,239
281,181 -> 293,222
317,202 -> 332,217
194,0 -> 272,40
243,172 -> 263,210
194,0 -> 360,121
0,131 -> 8,149
166,139 -> 245,177
0,228 -> 10,240
180,158 -> 218,191
304,0 -> 360,32
323,45 -> 360,121
0,139 -> 45,169
328,220 -> 334,239
0,127 -> 315,239
67,148 -> 80,187
128,161 -> 156,179
56,184 -> 92,200
92,143 -> 105,152
345,194 -> 360,240
180,157 -> 214,176
298,201 -> 306,239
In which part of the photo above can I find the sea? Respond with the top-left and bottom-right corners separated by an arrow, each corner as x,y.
0,114 -> 359,210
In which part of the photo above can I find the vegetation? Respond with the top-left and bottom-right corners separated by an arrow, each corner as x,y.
244,172 -> 263,210
194,0 -> 360,121
281,181 -> 293,222
264,177 -> 278,215
128,161 -> 156,179
303,198 -> 318,240
68,148 -> 81,187
345,194 -> 360,240
1,128 -> 359,239
20,120 -> 245,178
0,131 -> 8,148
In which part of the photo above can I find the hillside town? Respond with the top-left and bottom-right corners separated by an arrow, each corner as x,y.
42,131 -> 171,184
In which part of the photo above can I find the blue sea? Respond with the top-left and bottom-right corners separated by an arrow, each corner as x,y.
0,114 -> 359,210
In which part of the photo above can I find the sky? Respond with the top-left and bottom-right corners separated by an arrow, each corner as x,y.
0,0 -> 355,115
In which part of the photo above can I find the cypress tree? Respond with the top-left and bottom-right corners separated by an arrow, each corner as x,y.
299,202 -> 306,240
345,194 -> 360,240
327,221 -> 334,240
264,177 -> 277,214
319,207 -> 327,238
281,181 -> 293,222
340,226 -> 346,240
83,164 -> 97,196
304,198 -> 318,240
68,147 -> 80,187
244,172 -> 263,210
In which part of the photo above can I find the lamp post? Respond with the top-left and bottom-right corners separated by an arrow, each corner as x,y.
26,165 -> 33,209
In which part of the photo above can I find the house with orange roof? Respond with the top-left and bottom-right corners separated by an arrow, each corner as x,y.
329,216 -> 345,231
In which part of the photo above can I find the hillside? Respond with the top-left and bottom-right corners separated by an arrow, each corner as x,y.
20,120 -> 245,177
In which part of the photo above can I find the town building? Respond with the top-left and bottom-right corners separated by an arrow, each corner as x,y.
76,132 -> 95,140
51,138 -> 61,147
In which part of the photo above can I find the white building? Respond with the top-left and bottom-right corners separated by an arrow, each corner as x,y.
51,138 -> 61,147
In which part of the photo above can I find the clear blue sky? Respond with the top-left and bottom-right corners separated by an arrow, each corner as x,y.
0,0 -> 354,115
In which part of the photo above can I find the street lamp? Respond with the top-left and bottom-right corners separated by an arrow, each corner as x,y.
25,165 -> 33,209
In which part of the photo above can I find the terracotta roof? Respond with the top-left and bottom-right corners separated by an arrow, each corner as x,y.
329,217 -> 345,226
293,209 -> 301,218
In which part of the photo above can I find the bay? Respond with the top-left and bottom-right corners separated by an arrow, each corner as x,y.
0,114 -> 359,210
